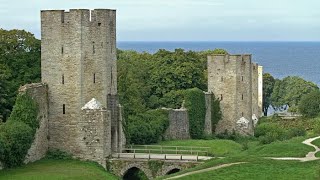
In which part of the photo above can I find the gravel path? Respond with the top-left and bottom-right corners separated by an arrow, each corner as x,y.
271,136 -> 320,162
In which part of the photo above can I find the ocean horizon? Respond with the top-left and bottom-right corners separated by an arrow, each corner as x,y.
118,41 -> 320,85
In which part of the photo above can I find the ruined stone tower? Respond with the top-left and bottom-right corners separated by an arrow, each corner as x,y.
208,54 -> 262,135
41,9 -> 124,166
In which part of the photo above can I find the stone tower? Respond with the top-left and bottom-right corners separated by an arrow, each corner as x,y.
207,54 -> 257,135
41,9 -> 124,163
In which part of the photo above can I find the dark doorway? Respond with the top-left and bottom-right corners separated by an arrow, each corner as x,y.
166,168 -> 180,175
123,167 -> 148,180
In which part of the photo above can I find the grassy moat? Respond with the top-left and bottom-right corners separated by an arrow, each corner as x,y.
1,116 -> 320,180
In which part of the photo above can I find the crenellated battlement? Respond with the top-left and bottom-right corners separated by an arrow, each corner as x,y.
41,9 -> 115,24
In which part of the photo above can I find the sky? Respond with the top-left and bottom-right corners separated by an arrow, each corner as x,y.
0,0 -> 319,41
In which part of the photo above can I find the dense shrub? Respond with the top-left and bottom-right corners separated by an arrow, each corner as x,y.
159,90 -> 185,109
0,93 -> 38,168
0,121 -> 33,168
8,93 -> 38,132
127,109 -> 169,144
298,90 -> 320,118
255,121 -> 307,144
183,88 -> 206,139
46,149 -> 73,160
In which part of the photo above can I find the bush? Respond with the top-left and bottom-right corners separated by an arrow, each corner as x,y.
299,90 -> 320,118
159,90 -> 185,109
127,109 -> 169,144
0,121 -> 33,168
46,149 -> 73,160
183,88 -> 206,139
8,93 -> 39,132
0,93 -> 39,168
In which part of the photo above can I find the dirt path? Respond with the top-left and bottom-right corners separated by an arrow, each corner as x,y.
165,162 -> 246,179
271,136 -> 320,162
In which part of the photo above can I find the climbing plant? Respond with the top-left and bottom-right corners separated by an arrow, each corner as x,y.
183,88 -> 206,139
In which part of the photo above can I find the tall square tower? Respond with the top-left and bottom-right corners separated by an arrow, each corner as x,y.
41,9 -> 119,156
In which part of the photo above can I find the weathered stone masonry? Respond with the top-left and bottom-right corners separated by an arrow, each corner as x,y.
26,9 -> 126,168
20,83 -> 49,164
164,108 -> 190,140
207,54 -> 263,135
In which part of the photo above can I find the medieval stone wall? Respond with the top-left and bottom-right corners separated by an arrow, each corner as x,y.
204,92 -> 213,135
164,108 -> 190,140
78,109 -> 110,168
252,63 -> 259,118
41,9 -> 119,156
208,54 -> 258,135
109,159 -> 198,179
258,66 -> 263,116
18,83 -> 49,164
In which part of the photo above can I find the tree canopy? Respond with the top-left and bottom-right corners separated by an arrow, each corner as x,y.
271,76 -> 319,112
262,73 -> 275,116
0,29 -> 41,121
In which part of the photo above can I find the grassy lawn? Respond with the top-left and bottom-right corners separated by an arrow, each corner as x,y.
157,139 -> 243,156
0,159 -> 117,180
242,137 -> 314,157
173,159 -> 320,180
312,138 -> 320,148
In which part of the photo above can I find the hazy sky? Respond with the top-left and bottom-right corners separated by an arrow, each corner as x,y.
0,0 -> 319,41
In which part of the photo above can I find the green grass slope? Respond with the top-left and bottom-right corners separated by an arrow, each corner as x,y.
157,139 -> 243,156
176,159 -> 320,180
243,137 -> 314,157
0,159 -> 117,180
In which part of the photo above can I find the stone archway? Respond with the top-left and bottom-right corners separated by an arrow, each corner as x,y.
123,167 -> 148,180
161,165 -> 183,176
120,163 -> 153,180
166,168 -> 181,175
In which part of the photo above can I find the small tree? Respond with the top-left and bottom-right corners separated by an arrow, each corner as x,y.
298,91 -> 320,118
263,73 -> 275,116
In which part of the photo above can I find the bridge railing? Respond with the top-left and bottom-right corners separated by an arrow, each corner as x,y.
125,145 -> 209,156
116,145 -> 210,161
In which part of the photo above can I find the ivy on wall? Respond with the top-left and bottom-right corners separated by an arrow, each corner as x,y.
211,94 -> 222,133
183,88 -> 206,139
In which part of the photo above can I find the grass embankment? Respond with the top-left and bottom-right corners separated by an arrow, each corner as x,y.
157,139 -> 243,156
156,136 -> 313,158
170,158 -> 320,180
0,159 -> 117,180
158,116 -> 320,180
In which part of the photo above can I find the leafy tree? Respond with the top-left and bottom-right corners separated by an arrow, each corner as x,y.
0,29 -> 41,121
0,93 -> 38,168
271,76 -> 319,112
149,49 -> 206,97
0,63 -> 11,121
298,90 -> 320,118
263,73 -> 275,116
127,109 -> 169,144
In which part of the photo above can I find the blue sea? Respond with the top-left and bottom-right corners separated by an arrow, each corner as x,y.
118,41 -> 320,86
